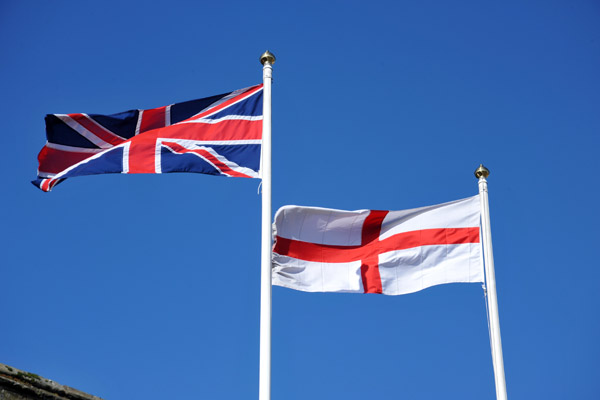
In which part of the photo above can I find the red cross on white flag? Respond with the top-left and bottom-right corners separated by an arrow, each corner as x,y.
272,195 -> 483,295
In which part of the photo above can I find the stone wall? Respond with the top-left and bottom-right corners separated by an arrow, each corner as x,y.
0,364 -> 102,400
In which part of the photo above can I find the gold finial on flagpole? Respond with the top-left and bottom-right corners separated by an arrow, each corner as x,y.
475,164 -> 490,179
260,51 -> 276,65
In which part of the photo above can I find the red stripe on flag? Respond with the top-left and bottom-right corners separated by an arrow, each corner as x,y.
127,136 -> 156,174
124,119 -> 261,175
163,119 -> 262,141
273,227 -> 480,264
69,114 -> 126,146
140,106 -> 167,133
360,210 -> 388,294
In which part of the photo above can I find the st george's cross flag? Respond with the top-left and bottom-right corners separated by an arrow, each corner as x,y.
272,195 -> 484,295
33,85 -> 263,191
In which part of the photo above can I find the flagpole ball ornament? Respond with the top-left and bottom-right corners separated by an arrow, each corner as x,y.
260,51 -> 276,65
475,164 -> 490,179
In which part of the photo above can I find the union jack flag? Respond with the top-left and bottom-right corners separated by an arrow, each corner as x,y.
33,85 -> 263,191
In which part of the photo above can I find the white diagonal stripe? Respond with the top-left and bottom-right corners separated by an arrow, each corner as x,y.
165,105 -> 172,126
194,87 -> 249,116
186,86 -> 262,121
160,141 -> 259,178
158,138 -> 261,146
79,113 -> 127,141
135,110 -> 143,136
55,114 -> 112,148
181,115 -> 263,125
45,142 -> 103,153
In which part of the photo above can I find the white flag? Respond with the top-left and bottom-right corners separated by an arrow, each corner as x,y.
272,195 -> 483,295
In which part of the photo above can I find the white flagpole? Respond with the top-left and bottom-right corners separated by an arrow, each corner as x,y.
475,164 -> 507,400
259,50 -> 275,400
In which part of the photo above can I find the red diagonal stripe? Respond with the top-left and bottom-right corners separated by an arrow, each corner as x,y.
69,114 -> 126,146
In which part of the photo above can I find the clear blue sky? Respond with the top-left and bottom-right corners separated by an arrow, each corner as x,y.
2,1 -> 599,399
